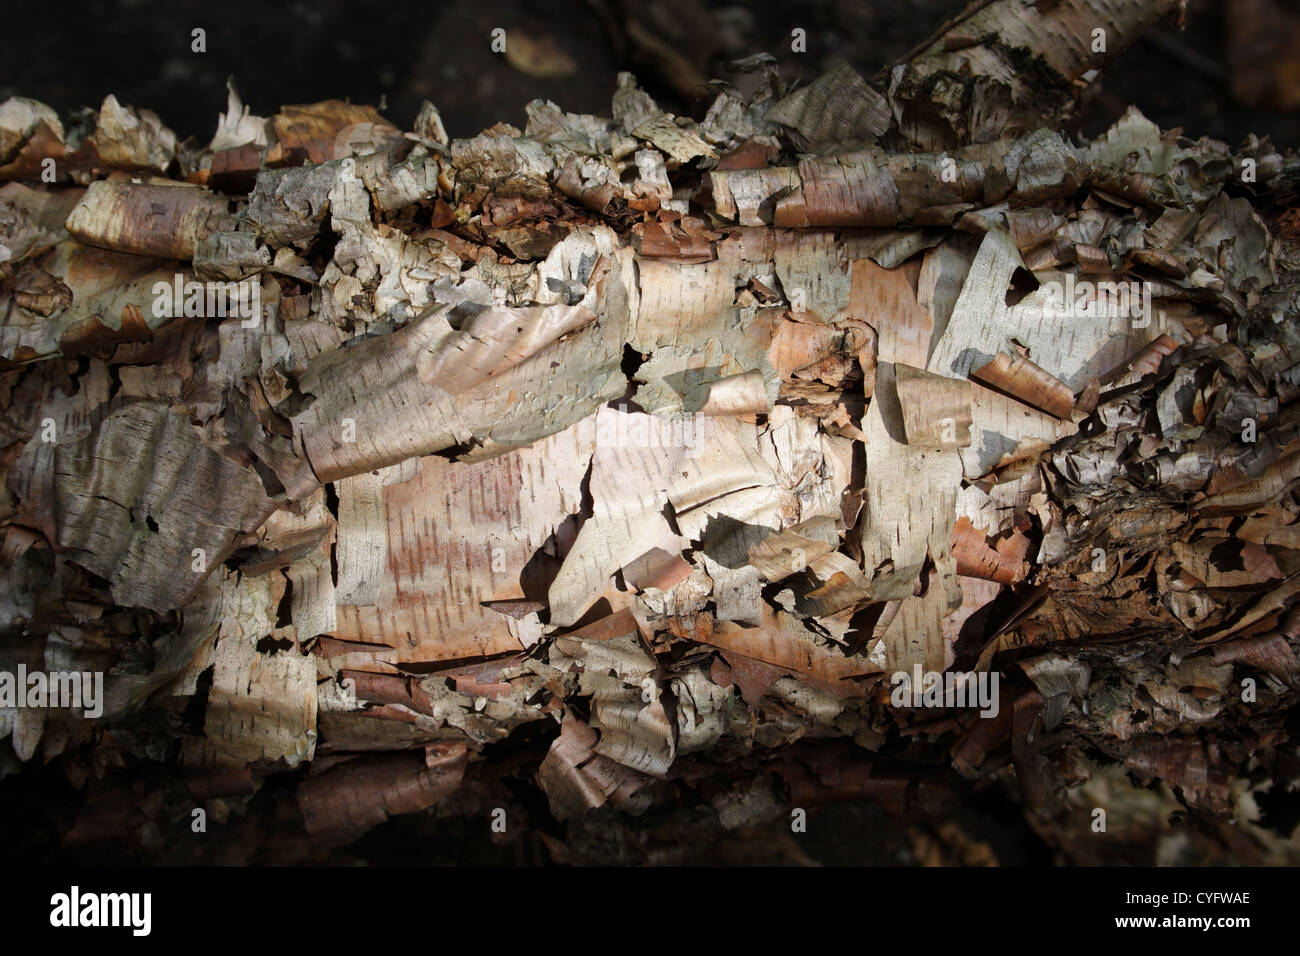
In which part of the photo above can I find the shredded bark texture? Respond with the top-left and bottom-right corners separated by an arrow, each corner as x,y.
3,0 -> 1300,864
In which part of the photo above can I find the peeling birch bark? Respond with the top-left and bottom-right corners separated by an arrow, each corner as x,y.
4,0 -> 1300,866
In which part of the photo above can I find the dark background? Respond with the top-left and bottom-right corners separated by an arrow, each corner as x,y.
1,0 -> 1298,149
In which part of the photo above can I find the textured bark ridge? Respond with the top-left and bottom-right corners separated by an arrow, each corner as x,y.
3,0 -> 1300,864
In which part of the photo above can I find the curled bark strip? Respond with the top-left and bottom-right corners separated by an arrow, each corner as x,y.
971,351 -> 1076,419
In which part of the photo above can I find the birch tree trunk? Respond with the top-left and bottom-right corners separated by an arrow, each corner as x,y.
3,0 -> 1300,864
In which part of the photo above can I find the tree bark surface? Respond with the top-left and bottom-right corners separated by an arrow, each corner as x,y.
2,0 -> 1300,864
